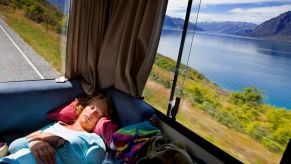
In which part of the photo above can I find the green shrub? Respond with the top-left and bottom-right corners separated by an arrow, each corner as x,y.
25,4 -> 45,23
10,0 -> 34,9
231,86 -> 264,107
246,121 -> 269,140
261,138 -> 284,153
272,126 -> 291,146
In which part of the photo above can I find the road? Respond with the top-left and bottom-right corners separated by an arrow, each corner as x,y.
0,17 -> 58,82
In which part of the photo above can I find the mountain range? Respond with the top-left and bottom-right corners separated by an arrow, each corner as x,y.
164,11 -> 291,41
163,15 -> 204,31
250,11 -> 291,39
198,21 -> 257,36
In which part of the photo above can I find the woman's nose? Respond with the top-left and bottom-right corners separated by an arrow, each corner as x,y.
89,108 -> 98,116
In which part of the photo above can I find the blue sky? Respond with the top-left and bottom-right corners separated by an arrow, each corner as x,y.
166,0 -> 291,24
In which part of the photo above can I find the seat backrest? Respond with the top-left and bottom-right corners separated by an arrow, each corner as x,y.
0,80 -> 83,134
0,80 -> 155,136
105,88 -> 155,127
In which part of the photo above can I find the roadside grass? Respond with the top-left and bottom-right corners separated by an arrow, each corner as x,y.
0,7 -> 63,73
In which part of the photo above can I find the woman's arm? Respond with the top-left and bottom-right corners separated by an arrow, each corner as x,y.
8,131 -> 44,153
8,137 -> 29,153
7,137 -> 56,164
8,123 -> 57,164
9,123 -> 55,153
28,140 -> 55,164
26,132 -> 66,148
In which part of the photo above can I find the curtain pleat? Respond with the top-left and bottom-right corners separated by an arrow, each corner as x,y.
66,0 -> 167,96
66,0 -> 111,95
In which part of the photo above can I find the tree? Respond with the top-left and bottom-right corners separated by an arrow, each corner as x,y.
10,0 -> 17,11
0,0 -> 9,6
25,4 -> 45,23
231,86 -> 264,108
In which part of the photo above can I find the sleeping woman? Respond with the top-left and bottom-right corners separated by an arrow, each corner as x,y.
0,94 -> 112,164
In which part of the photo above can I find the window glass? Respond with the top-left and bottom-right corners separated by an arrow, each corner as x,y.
175,1 -> 291,163
143,0 -> 201,115
0,0 -> 70,82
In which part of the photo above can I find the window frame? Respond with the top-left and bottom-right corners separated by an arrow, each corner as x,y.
145,0 -> 291,163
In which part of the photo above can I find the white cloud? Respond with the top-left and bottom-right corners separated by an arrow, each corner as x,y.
229,4 -> 291,14
167,0 -> 291,23
166,0 -> 203,18
201,0 -> 290,5
166,0 -> 188,17
167,0 -> 188,9
196,5 -> 291,23
195,13 -> 265,23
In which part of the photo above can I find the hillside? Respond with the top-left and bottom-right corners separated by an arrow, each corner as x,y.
163,16 -> 258,36
251,11 -> 291,37
163,15 -> 204,31
196,11 -> 291,40
198,21 -> 257,36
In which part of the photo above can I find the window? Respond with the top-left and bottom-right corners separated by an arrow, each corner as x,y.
144,0 -> 291,163
0,0 -> 70,82
143,0 -> 199,114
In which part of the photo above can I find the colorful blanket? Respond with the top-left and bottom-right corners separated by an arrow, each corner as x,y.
112,121 -> 160,164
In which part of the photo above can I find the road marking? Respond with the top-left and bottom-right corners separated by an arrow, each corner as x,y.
0,23 -> 44,79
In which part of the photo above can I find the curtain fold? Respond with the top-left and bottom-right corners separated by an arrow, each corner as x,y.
65,0 -> 111,94
66,0 -> 167,96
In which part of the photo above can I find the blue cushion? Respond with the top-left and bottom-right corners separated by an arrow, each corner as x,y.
105,89 -> 155,127
0,80 -> 84,134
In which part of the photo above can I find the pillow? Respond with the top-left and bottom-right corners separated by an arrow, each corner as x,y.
92,117 -> 119,148
47,99 -> 78,124
47,100 -> 119,148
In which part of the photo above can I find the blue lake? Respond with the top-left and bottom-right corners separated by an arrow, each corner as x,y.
158,30 -> 291,109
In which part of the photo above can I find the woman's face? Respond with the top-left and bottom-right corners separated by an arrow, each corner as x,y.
78,99 -> 106,131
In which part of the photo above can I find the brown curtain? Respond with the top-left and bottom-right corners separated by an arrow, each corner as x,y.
65,0 -> 168,96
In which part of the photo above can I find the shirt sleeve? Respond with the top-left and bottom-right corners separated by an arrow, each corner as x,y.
8,123 -> 54,154
8,137 -> 29,153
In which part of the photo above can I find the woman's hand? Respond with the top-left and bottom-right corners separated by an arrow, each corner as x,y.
26,131 -> 43,142
26,132 -> 66,148
27,132 -> 56,142
29,140 -> 56,164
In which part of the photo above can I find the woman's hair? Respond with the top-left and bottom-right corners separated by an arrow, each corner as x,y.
74,93 -> 112,118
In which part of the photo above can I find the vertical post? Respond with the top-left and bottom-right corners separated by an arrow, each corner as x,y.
280,138 -> 291,164
167,0 -> 193,117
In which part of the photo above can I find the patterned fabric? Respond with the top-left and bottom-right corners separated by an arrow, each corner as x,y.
112,121 -> 160,164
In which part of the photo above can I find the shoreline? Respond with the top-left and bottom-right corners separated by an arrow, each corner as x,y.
162,29 -> 291,43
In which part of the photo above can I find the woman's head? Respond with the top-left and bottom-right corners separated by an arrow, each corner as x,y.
74,94 -> 112,131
